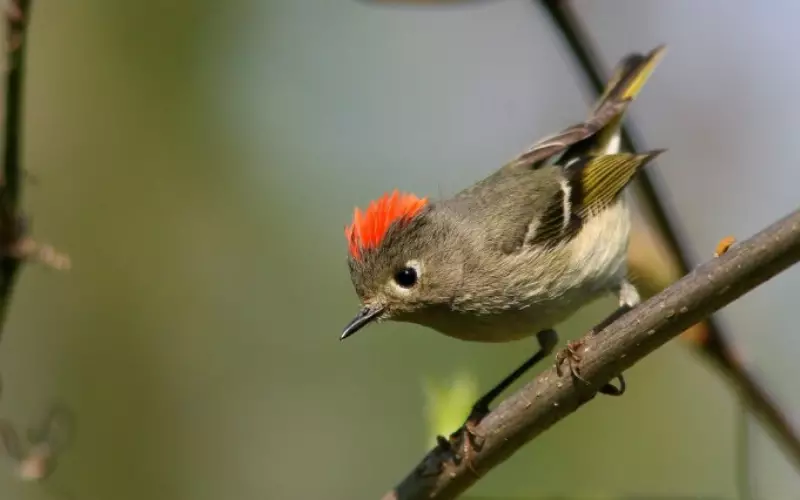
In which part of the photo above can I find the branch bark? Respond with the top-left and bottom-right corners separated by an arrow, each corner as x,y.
383,206 -> 800,500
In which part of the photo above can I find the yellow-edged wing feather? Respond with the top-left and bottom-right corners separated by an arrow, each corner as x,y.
578,150 -> 665,215
528,151 -> 664,246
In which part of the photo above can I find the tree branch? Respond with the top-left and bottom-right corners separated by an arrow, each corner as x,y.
382,206 -> 800,500
538,0 -> 800,472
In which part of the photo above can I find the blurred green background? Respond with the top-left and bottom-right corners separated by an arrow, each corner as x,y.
0,0 -> 798,498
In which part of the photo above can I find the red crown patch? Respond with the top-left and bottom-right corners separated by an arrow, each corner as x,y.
345,190 -> 427,260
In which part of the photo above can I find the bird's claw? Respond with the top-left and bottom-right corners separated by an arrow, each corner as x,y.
555,340 -> 627,396
434,405 -> 488,477
555,339 -> 589,384
599,374 -> 626,396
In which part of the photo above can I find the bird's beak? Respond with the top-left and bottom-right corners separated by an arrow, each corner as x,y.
341,304 -> 384,341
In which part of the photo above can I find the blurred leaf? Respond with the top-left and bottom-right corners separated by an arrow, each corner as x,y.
422,371 -> 478,447
627,216 -> 682,296
628,216 -> 710,345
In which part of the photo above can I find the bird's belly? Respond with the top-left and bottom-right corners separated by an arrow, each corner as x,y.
419,296 -> 598,343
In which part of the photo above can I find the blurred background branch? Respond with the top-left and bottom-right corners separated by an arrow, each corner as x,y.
385,205 -> 800,500
539,0 -> 800,472
0,0 -> 30,331
0,0 -> 68,334
0,0 -> 73,486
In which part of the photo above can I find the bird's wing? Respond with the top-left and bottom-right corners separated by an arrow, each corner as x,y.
506,96 -> 627,169
525,151 -> 664,248
445,151 -> 662,254
449,46 -> 666,254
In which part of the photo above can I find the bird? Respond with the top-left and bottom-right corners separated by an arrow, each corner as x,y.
340,45 -> 666,456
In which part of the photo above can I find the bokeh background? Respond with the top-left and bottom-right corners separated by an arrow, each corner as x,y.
0,0 -> 798,498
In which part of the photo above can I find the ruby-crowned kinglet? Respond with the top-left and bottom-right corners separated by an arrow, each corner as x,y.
341,46 -> 666,444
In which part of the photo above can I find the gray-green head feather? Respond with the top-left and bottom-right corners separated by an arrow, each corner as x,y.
346,206 -> 471,320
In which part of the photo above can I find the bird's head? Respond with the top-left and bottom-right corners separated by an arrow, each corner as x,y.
341,190 -> 467,340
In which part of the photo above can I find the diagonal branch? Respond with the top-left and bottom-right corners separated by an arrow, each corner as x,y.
538,0 -> 800,472
382,206 -> 800,500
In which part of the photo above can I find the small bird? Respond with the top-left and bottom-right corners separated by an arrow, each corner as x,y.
341,46 -> 666,451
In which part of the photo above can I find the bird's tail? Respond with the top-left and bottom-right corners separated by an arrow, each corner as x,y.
589,45 -> 666,154
505,45 -> 666,170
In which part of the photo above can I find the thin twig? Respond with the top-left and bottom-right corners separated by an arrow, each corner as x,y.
0,0 -> 31,331
538,0 -> 800,472
383,206 -> 800,500
0,4 -> 74,484
4,0 -> 28,205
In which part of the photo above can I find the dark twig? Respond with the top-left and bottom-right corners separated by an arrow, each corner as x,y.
538,0 -> 800,473
4,0 -> 28,206
0,3 -> 74,486
383,206 -> 800,500
0,0 -> 31,331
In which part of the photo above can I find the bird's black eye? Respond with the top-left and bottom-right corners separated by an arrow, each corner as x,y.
394,267 -> 418,288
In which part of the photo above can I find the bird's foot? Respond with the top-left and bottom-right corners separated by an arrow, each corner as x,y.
435,404 -> 488,477
555,339 -> 626,396
599,374 -> 626,396
555,339 -> 588,384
